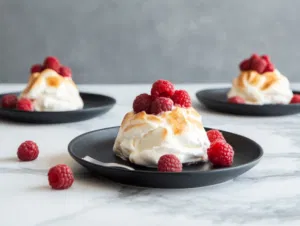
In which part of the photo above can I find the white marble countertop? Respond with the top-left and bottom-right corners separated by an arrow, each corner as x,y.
1,83 -> 300,226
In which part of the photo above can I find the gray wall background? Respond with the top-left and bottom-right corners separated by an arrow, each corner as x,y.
1,0 -> 299,84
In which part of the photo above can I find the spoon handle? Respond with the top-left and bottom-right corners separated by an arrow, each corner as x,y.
82,156 -> 135,171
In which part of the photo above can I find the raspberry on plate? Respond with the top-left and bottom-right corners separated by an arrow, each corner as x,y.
30,64 -> 43,73
43,56 -> 60,72
151,79 -> 175,98
207,140 -> 234,167
16,98 -> 34,111
171,90 -> 192,108
228,96 -> 245,104
290,94 -> 300,104
133,93 -> 153,113
17,141 -> 39,161
158,154 -> 182,172
48,164 -> 74,190
1,94 -> 18,109
150,97 -> 173,114
59,66 -> 72,78
207,129 -> 225,143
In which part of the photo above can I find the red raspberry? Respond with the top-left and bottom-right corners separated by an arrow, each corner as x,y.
17,141 -> 39,161
150,97 -> 173,114
16,98 -> 34,111
171,90 -> 192,108
48,164 -> 74,190
30,64 -> 43,73
264,63 -> 274,73
59,66 -> 72,77
1,94 -> 18,109
239,59 -> 251,71
250,58 -> 267,74
261,54 -> 271,64
151,79 -> 175,98
206,129 -> 225,143
250,53 -> 260,60
290,94 -> 300,104
43,56 -> 60,72
228,96 -> 245,104
158,154 -> 182,172
133,93 -> 152,113
207,140 -> 234,167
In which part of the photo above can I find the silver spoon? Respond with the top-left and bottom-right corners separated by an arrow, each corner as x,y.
82,156 -> 135,171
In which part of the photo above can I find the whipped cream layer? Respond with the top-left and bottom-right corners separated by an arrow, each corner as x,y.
227,69 -> 293,105
113,107 -> 210,167
20,69 -> 84,111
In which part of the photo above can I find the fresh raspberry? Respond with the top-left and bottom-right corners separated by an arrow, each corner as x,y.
17,141 -> 39,161
16,98 -> 34,111
250,58 -> 267,74
150,97 -> 173,114
261,54 -> 271,64
1,94 -> 18,109
290,94 -> 300,104
250,53 -> 260,60
48,164 -> 74,190
171,90 -> 192,108
151,79 -> 175,98
239,59 -> 251,71
207,140 -> 234,167
228,96 -> 245,104
133,93 -> 152,113
158,154 -> 182,172
59,66 -> 72,77
206,129 -> 226,143
30,64 -> 43,73
264,63 -> 274,73
43,56 -> 60,72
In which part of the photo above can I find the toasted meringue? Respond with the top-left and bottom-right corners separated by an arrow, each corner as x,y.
20,69 -> 84,111
227,69 -> 293,105
113,107 -> 210,167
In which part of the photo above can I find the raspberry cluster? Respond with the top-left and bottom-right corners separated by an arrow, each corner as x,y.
206,129 -> 234,167
133,79 -> 192,115
0,94 -> 34,111
30,56 -> 72,77
239,54 -> 274,74
157,129 -> 235,172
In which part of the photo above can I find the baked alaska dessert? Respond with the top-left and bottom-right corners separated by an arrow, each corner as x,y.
227,54 -> 300,105
0,56 -> 84,112
113,80 -> 235,172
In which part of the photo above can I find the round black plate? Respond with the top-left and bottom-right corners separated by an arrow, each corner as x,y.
68,126 -> 263,188
196,88 -> 300,116
0,92 -> 116,123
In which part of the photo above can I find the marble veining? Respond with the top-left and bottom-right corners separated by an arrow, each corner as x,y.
0,84 -> 300,226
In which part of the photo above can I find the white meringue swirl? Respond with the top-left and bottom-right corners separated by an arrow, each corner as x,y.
227,69 -> 293,105
113,107 -> 210,167
20,69 -> 84,111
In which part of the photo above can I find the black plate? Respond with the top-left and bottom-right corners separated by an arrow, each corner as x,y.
196,88 -> 300,116
68,126 -> 263,188
0,92 -> 116,123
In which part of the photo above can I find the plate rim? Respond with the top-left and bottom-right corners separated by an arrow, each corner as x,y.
68,126 -> 264,175
0,91 -> 117,113
195,87 -> 300,107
